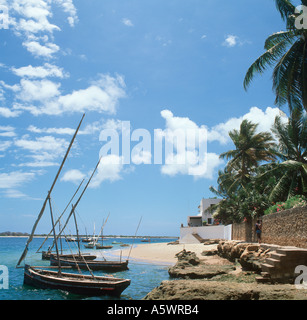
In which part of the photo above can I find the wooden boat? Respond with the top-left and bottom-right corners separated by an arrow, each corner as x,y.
120,243 -> 130,247
24,265 -> 130,297
65,236 -> 79,242
17,115 -> 131,297
42,251 -> 96,261
50,256 -> 129,271
84,242 -> 95,249
95,243 -> 113,249
94,217 -> 113,249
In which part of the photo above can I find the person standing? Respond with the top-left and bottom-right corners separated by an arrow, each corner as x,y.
255,220 -> 262,244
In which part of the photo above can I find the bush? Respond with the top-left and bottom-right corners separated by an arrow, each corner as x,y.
264,195 -> 307,215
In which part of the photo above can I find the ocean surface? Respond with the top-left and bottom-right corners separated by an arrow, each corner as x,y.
0,236 -> 177,300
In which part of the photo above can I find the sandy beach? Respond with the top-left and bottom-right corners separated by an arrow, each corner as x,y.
110,242 -> 216,266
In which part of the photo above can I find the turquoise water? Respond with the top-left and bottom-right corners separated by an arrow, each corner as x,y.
0,237 -> 177,300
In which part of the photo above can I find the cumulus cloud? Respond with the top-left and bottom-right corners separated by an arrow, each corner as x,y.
223,34 -> 238,47
12,63 -> 67,79
61,169 -> 85,184
0,107 -> 22,118
207,106 -> 288,144
10,74 -> 126,116
160,110 -> 223,179
22,41 -> 60,58
90,155 -> 124,187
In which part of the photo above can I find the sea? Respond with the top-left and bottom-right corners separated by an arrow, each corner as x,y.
0,236 -> 178,300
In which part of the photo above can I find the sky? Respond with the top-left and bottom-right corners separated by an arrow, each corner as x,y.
0,0 -> 293,237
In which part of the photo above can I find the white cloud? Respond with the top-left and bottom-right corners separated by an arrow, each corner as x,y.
0,125 -> 16,137
14,135 -> 69,166
27,125 -> 75,135
61,169 -> 85,184
12,63 -> 67,78
122,18 -> 133,27
54,0 -> 78,27
17,79 -> 60,102
11,74 -> 126,116
0,171 -> 35,189
22,41 -> 60,58
160,110 -> 222,179
0,141 -> 12,152
207,106 -> 288,145
223,34 -> 238,47
90,155 -> 124,187
0,107 -> 22,118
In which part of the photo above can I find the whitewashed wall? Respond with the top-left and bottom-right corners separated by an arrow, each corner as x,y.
179,224 -> 232,244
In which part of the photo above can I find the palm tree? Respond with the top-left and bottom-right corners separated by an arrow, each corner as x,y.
219,119 -> 276,188
244,0 -> 307,113
266,107 -> 307,200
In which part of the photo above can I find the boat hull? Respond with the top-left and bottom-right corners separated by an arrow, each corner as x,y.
95,244 -> 113,249
42,251 -> 96,261
23,265 -> 130,297
50,257 -> 129,271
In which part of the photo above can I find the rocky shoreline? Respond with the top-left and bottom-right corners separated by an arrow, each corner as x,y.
143,240 -> 307,300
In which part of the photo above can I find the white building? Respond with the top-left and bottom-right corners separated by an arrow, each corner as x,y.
181,198 -> 231,244
187,198 -> 222,227
199,198 -> 222,225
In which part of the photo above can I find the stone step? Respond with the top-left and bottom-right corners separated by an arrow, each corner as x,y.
256,276 -> 271,284
261,263 -> 275,273
270,252 -> 286,261
261,272 -> 271,279
265,258 -> 281,267
276,248 -> 307,255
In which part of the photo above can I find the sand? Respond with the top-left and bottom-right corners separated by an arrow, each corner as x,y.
108,242 -> 217,266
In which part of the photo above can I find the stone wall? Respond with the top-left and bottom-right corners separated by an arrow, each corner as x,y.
231,206 -> 307,248
262,206 -> 307,248
232,218 -> 257,243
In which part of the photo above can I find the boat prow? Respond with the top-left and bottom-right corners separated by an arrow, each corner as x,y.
23,265 -> 130,297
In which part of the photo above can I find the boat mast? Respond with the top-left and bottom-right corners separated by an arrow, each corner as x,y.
36,178 -> 85,253
52,157 -> 102,245
48,196 -> 62,276
72,205 -> 81,257
16,114 -> 85,268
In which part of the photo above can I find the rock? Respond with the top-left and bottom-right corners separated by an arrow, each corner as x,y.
168,249 -> 235,279
175,249 -> 200,266
239,245 -> 268,272
201,249 -> 218,256
143,280 -> 307,300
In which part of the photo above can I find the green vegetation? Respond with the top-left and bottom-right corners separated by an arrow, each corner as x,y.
244,0 -> 307,113
264,195 -> 307,215
210,1 -> 307,223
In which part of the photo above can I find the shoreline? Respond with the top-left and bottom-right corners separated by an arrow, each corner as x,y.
108,242 -> 214,266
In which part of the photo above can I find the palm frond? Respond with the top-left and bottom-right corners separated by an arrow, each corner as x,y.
274,0 -> 295,22
244,38 -> 291,90
264,30 -> 296,50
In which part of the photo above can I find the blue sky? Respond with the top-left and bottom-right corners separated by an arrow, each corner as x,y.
0,0 -> 291,237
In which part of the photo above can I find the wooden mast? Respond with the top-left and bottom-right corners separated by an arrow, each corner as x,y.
36,178 -> 85,254
16,114 -> 85,268
52,157 -> 102,246
72,205 -> 81,257
48,196 -> 62,276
